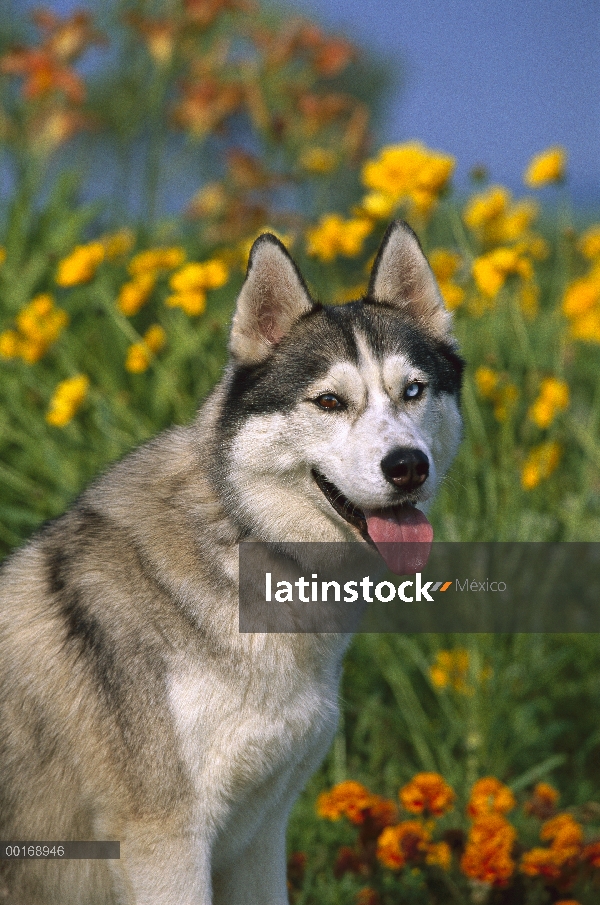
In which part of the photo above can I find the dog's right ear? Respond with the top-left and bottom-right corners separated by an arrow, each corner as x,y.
368,220 -> 453,341
229,235 -> 315,365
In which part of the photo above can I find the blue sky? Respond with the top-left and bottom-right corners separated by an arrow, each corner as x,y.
10,0 -> 600,206
288,0 -> 599,203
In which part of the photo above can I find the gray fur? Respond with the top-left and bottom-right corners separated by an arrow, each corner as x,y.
0,221 -> 463,904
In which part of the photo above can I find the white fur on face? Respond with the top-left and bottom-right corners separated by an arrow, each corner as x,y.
227,328 -> 462,542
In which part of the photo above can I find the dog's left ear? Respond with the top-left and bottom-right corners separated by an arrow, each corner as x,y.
230,234 -> 314,364
368,220 -> 452,340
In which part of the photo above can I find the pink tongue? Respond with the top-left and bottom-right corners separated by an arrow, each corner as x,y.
363,506 -> 433,575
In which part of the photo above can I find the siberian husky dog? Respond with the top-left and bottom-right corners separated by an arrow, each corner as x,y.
0,220 -> 464,904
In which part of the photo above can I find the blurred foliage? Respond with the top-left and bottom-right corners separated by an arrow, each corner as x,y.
1,6 -> 600,905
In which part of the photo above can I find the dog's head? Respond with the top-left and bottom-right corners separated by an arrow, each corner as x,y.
215,220 -> 464,571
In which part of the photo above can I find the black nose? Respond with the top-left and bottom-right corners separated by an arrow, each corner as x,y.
381,447 -> 429,491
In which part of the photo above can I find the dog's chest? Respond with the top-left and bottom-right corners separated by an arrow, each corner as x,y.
167,650 -> 342,831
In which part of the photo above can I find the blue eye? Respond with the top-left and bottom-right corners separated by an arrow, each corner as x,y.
404,382 -> 425,400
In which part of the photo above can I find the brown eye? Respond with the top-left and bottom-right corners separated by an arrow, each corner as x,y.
315,393 -> 343,410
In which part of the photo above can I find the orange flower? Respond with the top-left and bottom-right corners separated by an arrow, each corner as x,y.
540,814 -> 583,850
0,46 -> 85,102
461,814 -> 516,886
582,841 -> 600,869
425,841 -> 452,870
356,888 -> 380,905
316,781 -> 374,824
521,847 -> 572,881
172,78 -> 243,139
31,9 -> 105,63
333,845 -> 366,879
467,778 -> 516,818
399,773 -> 455,817
317,781 -> 397,829
524,782 -> 559,819
125,13 -> 177,67
521,814 -> 583,881
377,820 -> 430,870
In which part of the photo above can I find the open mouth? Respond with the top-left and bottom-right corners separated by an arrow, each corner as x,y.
312,469 -> 369,536
311,469 -> 434,575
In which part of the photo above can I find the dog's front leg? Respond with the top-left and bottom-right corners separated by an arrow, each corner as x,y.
108,828 -> 213,905
212,818 -> 289,905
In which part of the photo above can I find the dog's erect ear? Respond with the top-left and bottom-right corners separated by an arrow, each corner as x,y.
229,234 -> 315,364
368,220 -> 452,340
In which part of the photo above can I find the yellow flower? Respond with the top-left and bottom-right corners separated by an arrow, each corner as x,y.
519,235 -> 550,260
101,229 -> 135,259
528,377 -> 569,429
524,146 -> 566,187
360,191 -> 397,220
56,242 -> 105,287
165,290 -> 207,316
429,250 -> 464,310
493,383 -> 519,422
0,247 -> 6,265
128,247 -> 186,277
125,324 -> 167,373
562,273 -> 600,318
0,330 -> 21,358
429,648 -> 475,694
429,249 -> 462,283
568,308 -> 600,342
170,259 -> 229,293
333,282 -> 369,304
117,273 -> 157,317
46,374 -> 89,427
299,147 -> 337,174
188,182 -> 227,219
464,185 -> 510,233
164,258 -> 228,316
362,142 -> 454,218
430,649 -> 492,692
500,199 -> 539,243
464,186 -> 539,246
125,343 -> 151,373
1,294 -> 69,363
306,214 -> 372,262
518,281 -> 540,319
521,441 -> 562,490
579,225 -> 600,260
474,366 -> 500,399
143,324 -> 166,353
472,247 -> 532,297
236,228 -> 295,270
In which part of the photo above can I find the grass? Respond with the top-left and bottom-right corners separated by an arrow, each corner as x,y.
1,3 -> 600,903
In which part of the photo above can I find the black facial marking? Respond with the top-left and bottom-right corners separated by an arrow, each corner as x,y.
219,298 -> 464,447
